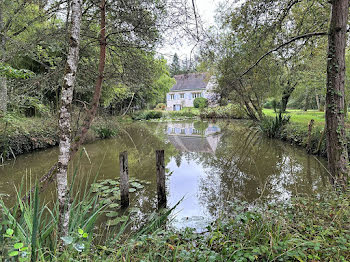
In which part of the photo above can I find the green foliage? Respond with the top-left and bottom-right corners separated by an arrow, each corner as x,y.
93,122 -> 118,139
258,112 -> 290,138
263,109 -> 325,127
193,97 -> 208,109
91,191 -> 350,261
263,98 -> 280,112
132,110 -> 164,120
0,64 -> 34,79
170,53 -> 181,76
155,103 -> 166,110
200,104 -> 247,119
166,109 -> 198,119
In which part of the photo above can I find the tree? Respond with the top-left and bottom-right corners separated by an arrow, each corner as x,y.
170,53 -> 181,76
325,0 -> 349,187
57,0 -> 82,238
0,0 -> 7,113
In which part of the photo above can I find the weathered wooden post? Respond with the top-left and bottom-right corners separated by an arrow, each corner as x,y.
307,119 -> 314,153
156,150 -> 166,209
119,151 -> 129,208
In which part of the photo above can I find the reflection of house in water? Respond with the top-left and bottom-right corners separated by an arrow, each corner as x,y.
167,123 -> 222,153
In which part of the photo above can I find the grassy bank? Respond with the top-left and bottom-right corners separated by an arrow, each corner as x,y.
0,113 -> 126,160
261,109 -> 350,158
263,109 -> 326,127
1,183 -> 349,261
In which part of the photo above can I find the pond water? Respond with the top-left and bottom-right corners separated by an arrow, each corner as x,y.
0,120 -> 330,230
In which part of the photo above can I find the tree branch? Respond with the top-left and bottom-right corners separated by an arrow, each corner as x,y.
240,31 -> 328,77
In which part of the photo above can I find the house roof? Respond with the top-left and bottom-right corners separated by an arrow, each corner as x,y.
168,135 -> 214,153
170,73 -> 208,92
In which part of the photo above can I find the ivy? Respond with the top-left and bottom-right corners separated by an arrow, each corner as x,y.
0,64 -> 34,79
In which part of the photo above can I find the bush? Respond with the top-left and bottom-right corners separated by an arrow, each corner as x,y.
155,103 -> 166,110
93,121 -> 118,138
166,110 -> 197,118
132,110 -> 163,120
258,112 -> 290,138
193,97 -> 208,109
93,126 -> 117,139
263,98 -> 280,112
200,104 -> 247,119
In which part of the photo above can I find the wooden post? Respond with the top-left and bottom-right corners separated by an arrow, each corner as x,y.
307,119 -> 314,153
119,151 -> 129,208
156,150 -> 166,209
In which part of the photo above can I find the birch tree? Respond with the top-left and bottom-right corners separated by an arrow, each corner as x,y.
57,0 -> 82,238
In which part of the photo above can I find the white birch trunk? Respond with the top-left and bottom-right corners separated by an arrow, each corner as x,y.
57,0 -> 82,238
0,77 -> 7,113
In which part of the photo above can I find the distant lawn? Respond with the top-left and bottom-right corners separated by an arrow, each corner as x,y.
263,108 -> 326,127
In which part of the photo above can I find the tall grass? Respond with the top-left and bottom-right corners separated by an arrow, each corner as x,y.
258,112 -> 290,138
0,151 -> 179,261
0,177 -> 104,261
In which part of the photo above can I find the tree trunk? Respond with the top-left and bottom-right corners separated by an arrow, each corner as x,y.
325,0 -> 349,187
281,83 -> 296,113
0,0 -> 7,114
315,94 -> 320,111
57,0 -> 82,238
0,77 -> 7,113
23,0 -> 106,201
70,0 -> 106,155
303,87 -> 309,111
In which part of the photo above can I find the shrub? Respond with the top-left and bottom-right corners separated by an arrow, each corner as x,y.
258,112 -> 290,138
200,104 -> 247,119
93,122 -> 118,138
132,110 -> 163,120
193,97 -> 208,109
263,98 -> 281,112
166,110 -> 197,118
155,103 -> 166,110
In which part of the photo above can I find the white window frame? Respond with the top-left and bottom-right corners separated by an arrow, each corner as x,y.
180,93 -> 184,99
170,94 -> 175,100
192,92 -> 202,99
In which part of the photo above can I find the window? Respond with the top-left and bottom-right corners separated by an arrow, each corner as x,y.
192,128 -> 200,134
170,94 -> 175,100
180,93 -> 184,99
192,93 -> 202,99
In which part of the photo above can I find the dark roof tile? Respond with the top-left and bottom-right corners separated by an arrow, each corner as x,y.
170,73 -> 208,92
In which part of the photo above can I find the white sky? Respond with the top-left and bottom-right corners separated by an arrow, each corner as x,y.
158,0 -> 223,62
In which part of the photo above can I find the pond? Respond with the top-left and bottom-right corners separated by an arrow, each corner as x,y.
0,120 -> 330,231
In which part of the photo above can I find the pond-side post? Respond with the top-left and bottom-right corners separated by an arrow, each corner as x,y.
119,151 -> 129,208
307,119 -> 314,153
156,150 -> 166,209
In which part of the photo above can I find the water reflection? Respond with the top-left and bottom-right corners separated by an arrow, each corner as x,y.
0,120 -> 329,231
167,122 -> 222,153
166,121 -> 328,229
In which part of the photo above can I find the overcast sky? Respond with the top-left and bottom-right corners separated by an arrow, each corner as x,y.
158,0 -> 223,62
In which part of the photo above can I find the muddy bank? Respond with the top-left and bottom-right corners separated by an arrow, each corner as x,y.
0,116 -> 121,160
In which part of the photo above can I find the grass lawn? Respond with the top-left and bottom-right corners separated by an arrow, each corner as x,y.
263,108 -> 326,127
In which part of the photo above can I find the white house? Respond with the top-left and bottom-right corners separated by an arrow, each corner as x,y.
166,73 -> 217,111
167,122 -> 222,153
